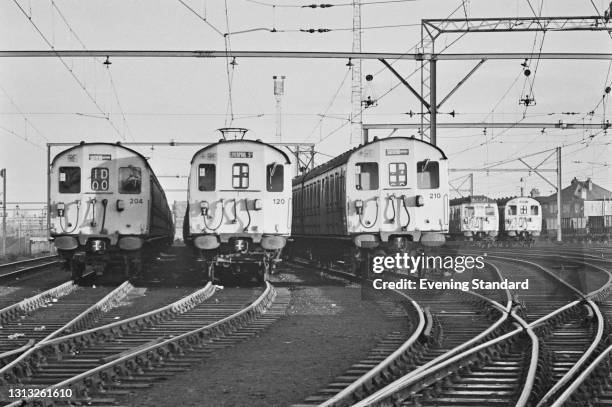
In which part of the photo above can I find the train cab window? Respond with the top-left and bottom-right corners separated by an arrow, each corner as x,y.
90,168 -> 110,191
508,205 -> 517,215
198,164 -> 216,191
119,166 -> 142,194
464,206 -> 475,217
530,205 -> 539,215
485,206 -> 496,216
389,163 -> 407,186
266,164 -> 284,192
232,164 -> 249,189
417,160 -> 439,189
59,167 -> 81,193
520,205 -> 528,215
355,162 -> 379,190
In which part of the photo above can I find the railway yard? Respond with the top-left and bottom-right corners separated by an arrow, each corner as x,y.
0,244 -> 609,406
1,1 -> 612,406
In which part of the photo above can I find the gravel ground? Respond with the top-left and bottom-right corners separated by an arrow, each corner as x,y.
127,264 -> 406,407
0,266 -> 70,310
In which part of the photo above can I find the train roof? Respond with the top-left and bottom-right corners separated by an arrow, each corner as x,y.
51,142 -> 155,172
190,139 -> 291,164
50,142 -> 169,202
495,196 -> 540,206
450,195 -> 496,205
293,136 -> 447,185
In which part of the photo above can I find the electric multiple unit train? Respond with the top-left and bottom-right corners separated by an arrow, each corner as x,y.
46,135 -> 549,282
183,128 -> 292,282
290,136 -> 449,275
49,142 -> 174,279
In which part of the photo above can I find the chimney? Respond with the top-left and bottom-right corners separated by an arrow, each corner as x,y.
586,178 -> 593,190
530,188 -> 540,197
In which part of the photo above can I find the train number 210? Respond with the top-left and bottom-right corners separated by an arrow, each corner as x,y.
429,193 -> 441,199
273,199 -> 285,205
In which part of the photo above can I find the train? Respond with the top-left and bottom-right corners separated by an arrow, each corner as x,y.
449,195 -> 499,244
183,128 -> 292,283
49,142 -> 174,279
496,196 -> 542,245
290,136 -> 449,275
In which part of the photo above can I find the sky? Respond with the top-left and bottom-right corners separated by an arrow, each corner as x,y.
0,0 -> 611,210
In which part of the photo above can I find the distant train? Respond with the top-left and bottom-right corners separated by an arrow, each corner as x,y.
183,128 -> 292,283
449,196 -> 498,244
49,142 -> 174,279
497,196 -> 542,245
290,136 -> 449,275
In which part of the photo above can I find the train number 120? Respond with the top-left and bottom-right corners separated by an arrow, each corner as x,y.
273,199 -> 285,205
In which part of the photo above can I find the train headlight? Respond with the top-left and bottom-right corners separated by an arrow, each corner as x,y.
88,239 -> 107,254
355,199 -> 363,215
57,202 -> 65,217
233,238 -> 248,253
200,200 -> 209,216
254,199 -> 263,210
116,199 -> 125,212
416,195 -> 425,207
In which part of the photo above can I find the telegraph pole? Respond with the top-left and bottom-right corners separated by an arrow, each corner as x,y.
556,146 -> 562,242
1,169 -> 6,258
350,0 -> 363,145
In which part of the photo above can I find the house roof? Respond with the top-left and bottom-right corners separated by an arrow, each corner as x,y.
538,178 -> 612,203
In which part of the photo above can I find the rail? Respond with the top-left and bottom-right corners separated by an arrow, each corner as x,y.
5,282 -> 276,406
0,282 -> 216,384
350,253 -> 612,406
317,290 -> 425,407
353,308 -> 537,407
313,261 -> 514,407
0,256 -> 61,281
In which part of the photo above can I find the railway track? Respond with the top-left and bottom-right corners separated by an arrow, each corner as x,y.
348,252 -> 611,406
0,256 -> 62,283
0,282 -> 288,407
0,276 -> 133,367
289,259 -> 514,407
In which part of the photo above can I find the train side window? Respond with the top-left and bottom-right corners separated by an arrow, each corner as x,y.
508,205 -> 517,215
59,167 -> 81,193
389,163 -> 407,186
198,164 -> 216,191
416,160 -> 439,189
530,205 -> 539,215
119,166 -> 142,194
485,206 -> 496,216
232,164 -> 249,189
355,162 -> 379,190
266,164 -> 283,192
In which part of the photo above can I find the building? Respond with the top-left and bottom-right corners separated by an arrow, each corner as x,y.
536,178 -> 612,234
